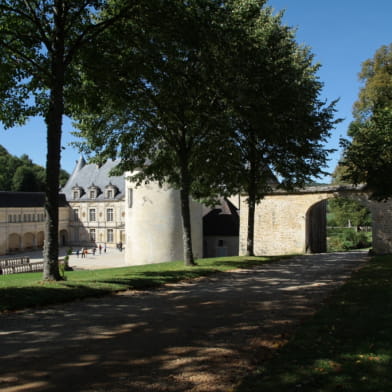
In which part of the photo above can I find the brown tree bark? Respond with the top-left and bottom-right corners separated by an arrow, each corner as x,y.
179,154 -> 196,266
42,1 -> 65,281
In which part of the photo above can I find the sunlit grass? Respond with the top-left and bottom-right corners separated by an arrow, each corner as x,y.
237,254 -> 392,392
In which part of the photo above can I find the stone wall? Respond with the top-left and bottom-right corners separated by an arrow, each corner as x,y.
240,186 -> 392,256
240,191 -> 332,256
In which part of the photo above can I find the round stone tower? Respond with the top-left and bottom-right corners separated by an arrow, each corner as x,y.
124,173 -> 203,265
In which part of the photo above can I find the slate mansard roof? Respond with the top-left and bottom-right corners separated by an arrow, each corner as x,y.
0,192 -> 68,208
61,157 -> 125,201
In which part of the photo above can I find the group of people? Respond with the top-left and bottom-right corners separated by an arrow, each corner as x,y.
75,243 -> 106,258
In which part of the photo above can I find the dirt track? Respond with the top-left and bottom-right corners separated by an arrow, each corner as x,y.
0,251 -> 368,392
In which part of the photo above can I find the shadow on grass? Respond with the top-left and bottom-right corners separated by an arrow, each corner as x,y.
0,255 -> 285,312
235,255 -> 392,392
98,268 -> 218,290
0,285 -> 111,312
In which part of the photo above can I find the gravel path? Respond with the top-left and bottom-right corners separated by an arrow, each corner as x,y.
0,251 -> 369,392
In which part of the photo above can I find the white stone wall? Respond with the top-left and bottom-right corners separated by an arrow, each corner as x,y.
125,176 -> 203,265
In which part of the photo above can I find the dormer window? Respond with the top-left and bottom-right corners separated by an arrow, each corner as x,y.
88,183 -> 101,199
71,184 -> 84,200
105,183 -> 118,199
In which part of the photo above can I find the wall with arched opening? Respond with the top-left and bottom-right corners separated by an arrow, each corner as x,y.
36,231 -> 44,248
23,232 -> 35,249
240,186 -> 392,256
8,233 -> 21,252
59,230 -> 68,246
240,191 -> 333,256
305,200 -> 328,253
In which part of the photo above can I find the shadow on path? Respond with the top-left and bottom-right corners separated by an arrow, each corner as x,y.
0,251 -> 369,392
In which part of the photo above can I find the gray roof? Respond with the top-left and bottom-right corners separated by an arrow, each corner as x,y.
0,192 -> 68,208
61,157 -> 125,201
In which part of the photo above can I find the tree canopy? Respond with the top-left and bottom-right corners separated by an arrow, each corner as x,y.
74,0 -> 339,259
0,145 -> 68,191
341,43 -> 392,200
0,0 -> 130,280
214,1 -> 338,255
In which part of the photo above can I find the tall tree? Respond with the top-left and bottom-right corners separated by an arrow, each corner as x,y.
0,1 -> 127,280
0,145 -> 19,190
341,109 -> 392,200
341,44 -> 392,200
11,166 -> 38,191
217,1 -> 338,256
353,43 -> 392,122
74,0 -> 232,266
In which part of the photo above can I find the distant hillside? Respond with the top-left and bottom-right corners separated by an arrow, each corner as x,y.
0,145 -> 69,192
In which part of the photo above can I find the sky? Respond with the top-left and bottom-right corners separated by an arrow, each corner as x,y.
1,0 -> 391,182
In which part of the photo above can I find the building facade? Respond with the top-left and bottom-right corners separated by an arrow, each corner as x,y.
61,157 -> 126,249
0,158 -> 240,262
0,192 -> 70,255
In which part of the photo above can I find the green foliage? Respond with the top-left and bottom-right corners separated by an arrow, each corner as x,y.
341,109 -> 392,200
327,198 -> 371,228
353,43 -> 392,122
340,43 -> 392,200
0,144 -> 68,191
327,228 -> 371,252
236,255 -> 392,392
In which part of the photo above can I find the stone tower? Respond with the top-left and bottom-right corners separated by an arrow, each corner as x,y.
124,173 -> 203,265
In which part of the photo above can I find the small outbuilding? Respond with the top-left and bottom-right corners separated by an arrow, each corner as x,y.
203,198 -> 239,257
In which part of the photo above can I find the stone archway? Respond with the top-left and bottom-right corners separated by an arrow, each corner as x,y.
59,230 -> 68,246
23,232 -> 35,250
305,200 -> 327,253
240,185 -> 392,256
8,233 -> 22,252
36,231 -> 45,248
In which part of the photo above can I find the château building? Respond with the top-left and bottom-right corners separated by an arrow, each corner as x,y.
0,157 -> 240,263
61,157 -> 126,249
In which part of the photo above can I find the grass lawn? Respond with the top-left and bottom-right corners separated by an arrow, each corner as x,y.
0,255 -> 274,312
236,254 -> 392,392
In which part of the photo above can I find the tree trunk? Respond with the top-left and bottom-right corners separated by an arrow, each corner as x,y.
43,87 -> 63,281
180,187 -> 196,266
179,155 -> 196,266
43,2 -> 65,281
246,143 -> 257,257
246,189 -> 256,257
